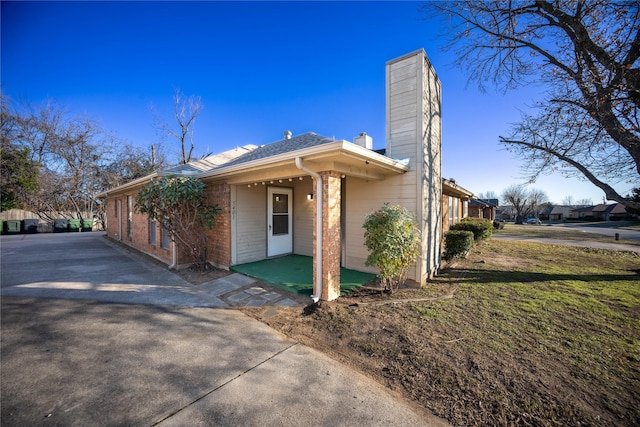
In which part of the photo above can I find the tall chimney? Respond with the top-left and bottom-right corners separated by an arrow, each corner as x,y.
353,132 -> 373,149
386,48 -> 442,283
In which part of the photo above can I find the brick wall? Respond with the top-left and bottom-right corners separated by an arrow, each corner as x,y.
442,194 -> 451,233
103,182 -> 232,270
204,182 -> 231,269
105,197 -> 119,241
104,192 -> 173,265
319,171 -> 341,301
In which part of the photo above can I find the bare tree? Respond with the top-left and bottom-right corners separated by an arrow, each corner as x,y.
527,187 -> 549,219
101,142 -> 167,188
4,98 -> 160,224
477,191 -> 499,202
424,1 -> 640,209
501,185 -> 532,223
152,89 -> 203,164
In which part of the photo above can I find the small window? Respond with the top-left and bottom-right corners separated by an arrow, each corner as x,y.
149,218 -> 157,246
127,196 -> 133,239
452,198 -> 459,224
161,225 -> 170,250
272,215 -> 289,235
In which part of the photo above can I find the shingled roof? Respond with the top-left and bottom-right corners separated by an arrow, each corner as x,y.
162,132 -> 337,175
222,132 -> 337,168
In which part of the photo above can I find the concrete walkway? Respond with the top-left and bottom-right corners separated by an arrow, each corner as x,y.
0,232 -> 448,426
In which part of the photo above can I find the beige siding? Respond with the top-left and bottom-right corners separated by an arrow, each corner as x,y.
420,49 -> 443,281
387,53 -> 419,162
386,49 -> 442,283
293,178 -> 314,256
233,184 -> 267,264
343,175 -> 419,276
232,179 -> 312,264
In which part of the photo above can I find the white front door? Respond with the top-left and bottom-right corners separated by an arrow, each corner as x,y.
267,187 -> 293,257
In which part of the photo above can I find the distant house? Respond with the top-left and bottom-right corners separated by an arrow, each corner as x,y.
442,179 -> 474,233
568,205 -> 594,220
591,203 -> 629,221
568,203 -> 634,221
468,198 -> 498,221
97,49 -> 473,301
539,205 -> 572,221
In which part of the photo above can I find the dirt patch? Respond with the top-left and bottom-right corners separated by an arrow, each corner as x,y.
239,242 -> 640,427
176,264 -> 231,285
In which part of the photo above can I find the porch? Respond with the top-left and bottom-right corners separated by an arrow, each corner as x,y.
231,254 -> 376,297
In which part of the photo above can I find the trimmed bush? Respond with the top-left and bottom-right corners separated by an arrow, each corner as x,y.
443,230 -> 474,260
493,220 -> 505,230
451,217 -> 493,241
363,203 -> 420,293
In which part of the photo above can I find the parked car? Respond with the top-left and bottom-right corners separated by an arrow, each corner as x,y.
526,218 -> 542,224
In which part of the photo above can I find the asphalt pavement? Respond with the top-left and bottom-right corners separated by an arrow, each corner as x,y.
492,223 -> 640,253
0,232 -> 448,427
555,223 -> 640,242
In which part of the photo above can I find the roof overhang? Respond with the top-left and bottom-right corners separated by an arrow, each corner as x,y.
442,178 -> 474,200
195,140 -> 409,185
95,172 -> 158,198
95,141 -> 409,198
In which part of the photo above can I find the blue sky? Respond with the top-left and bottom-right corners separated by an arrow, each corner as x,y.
1,1 -> 621,204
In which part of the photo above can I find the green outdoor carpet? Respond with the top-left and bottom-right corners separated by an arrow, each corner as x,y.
230,254 -> 375,296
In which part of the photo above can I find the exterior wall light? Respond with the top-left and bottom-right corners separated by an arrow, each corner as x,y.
307,193 -> 313,200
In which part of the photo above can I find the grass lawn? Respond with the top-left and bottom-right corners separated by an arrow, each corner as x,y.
245,238 -> 640,426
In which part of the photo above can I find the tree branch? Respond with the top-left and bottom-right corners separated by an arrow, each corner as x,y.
500,136 -> 639,208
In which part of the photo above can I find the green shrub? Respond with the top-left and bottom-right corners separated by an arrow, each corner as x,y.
135,176 -> 220,270
443,230 -> 474,260
451,217 -> 493,241
493,220 -> 505,230
363,203 -> 420,293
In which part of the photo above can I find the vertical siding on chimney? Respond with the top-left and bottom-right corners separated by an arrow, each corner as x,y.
385,49 -> 442,283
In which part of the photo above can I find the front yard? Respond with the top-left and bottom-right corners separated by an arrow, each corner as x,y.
243,238 -> 640,426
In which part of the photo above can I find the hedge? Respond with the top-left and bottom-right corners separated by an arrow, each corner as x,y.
450,217 -> 493,241
443,230 -> 475,260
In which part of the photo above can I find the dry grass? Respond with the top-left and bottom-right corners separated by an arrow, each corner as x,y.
243,239 -> 640,426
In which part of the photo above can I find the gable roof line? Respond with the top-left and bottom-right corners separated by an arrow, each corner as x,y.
95,172 -> 158,198
442,178 -> 474,199
96,139 -> 409,198
193,140 -> 409,180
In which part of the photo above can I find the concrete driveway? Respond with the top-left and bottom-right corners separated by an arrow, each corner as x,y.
1,232 -> 228,307
1,233 -> 447,426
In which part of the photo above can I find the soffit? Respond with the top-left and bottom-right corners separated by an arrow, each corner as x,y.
201,141 -> 409,185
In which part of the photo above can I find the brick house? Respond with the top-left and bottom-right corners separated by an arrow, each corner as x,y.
590,203 -> 631,221
468,198 -> 498,221
442,179 -> 474,233
98,49 -> 470,301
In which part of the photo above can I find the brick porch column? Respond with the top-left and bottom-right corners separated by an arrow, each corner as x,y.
314,171 -> 341,301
